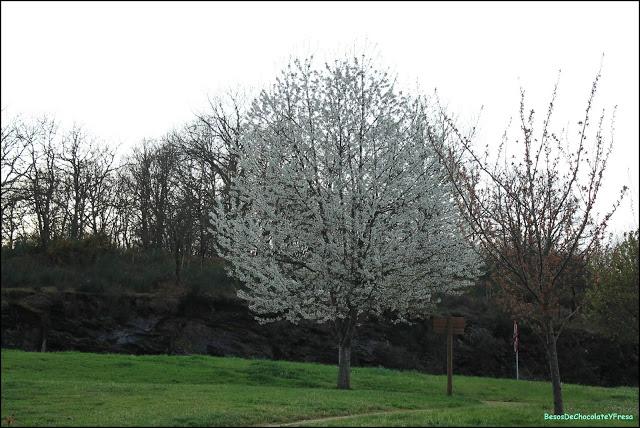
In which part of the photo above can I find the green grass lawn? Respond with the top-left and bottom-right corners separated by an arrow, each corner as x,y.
1,349 -> 637,427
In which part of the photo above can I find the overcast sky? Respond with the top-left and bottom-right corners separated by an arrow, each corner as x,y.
1,1 -> 638,236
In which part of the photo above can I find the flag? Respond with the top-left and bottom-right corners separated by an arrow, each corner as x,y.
513,320 -> 519,353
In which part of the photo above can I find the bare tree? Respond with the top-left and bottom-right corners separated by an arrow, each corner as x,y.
129,141 -> 155,249
58,125 -> 92,240
24,117 -> 63,250
1,115 -> 31,246
176,97 -> 245,261
84,143 -> 117,237
111,167 -> 136,248
432,70 -> 625,414
190,95 -> 244,210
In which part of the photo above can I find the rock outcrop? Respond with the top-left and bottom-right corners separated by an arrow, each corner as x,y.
1,288 -> 636,387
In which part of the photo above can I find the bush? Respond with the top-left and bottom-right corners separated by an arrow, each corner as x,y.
46,234 -> 114,265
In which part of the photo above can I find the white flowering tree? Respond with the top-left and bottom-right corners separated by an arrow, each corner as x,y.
212,55 -> 479,389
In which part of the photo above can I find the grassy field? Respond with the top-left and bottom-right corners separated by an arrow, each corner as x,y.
1,349 -> 637,427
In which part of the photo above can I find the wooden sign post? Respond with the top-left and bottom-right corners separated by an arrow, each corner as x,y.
432,316 -> 465,395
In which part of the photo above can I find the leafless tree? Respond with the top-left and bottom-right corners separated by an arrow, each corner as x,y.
1,115 -> 31,246
432,70 -> 625,414
128,141 -> 155,249
111,167 -> 136,248
24,117 -> 63,250
84,143 -> 117,236
189,95 -> 244,210
59,125 -> 92,240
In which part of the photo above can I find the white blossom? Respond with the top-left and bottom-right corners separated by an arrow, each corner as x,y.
212,55 -> 479,327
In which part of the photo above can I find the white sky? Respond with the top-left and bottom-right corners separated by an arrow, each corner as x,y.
2,1 -> 638,236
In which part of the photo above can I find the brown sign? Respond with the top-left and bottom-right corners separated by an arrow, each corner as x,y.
432,316 -> 466,396
432,316 -> 465,335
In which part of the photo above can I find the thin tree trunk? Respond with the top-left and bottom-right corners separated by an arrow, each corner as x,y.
174,241 -> 182,286
335,314 -> 357,390
545,327 -> 564,414
337,340 -> 351,390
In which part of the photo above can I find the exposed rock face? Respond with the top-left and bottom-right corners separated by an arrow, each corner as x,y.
1,288 -> 637,387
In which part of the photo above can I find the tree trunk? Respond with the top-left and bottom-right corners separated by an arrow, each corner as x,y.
335,315 -> 356,390
174,241 -> 182,286
545,327 -> 564,415
337,341 -> 351,390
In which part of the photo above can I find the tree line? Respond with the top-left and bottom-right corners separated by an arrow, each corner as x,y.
1,99 -> 243,283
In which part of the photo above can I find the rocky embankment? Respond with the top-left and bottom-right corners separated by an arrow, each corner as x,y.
1,288 -> 636,387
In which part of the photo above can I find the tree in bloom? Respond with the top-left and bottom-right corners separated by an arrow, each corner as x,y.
212,55 -> 479,389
